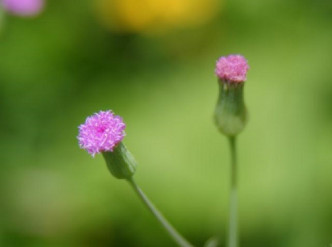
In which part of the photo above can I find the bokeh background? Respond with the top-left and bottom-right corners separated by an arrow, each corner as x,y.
1,0 -> 332,246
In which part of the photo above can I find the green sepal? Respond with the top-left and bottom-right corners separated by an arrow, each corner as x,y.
214,80 -> 247,137
102,142 -> 137,179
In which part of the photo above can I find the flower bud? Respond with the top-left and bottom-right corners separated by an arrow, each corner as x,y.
102,142 -> 137,179
78,110 -> 137,179
214,55 -> 249,136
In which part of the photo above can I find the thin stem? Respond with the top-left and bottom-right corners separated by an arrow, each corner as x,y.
228,136 -> 238,247
127,177 -> 194,247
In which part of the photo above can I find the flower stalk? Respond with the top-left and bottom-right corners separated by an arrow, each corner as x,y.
228,136 -> 238,247
127,177 -> 194,247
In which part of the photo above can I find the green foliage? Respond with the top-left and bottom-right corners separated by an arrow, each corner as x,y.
1,0 -> 332,246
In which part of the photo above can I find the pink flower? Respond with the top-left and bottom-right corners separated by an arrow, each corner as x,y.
215,55 -> 249,83
2,0 -> 44,17
78,110 -> 126,157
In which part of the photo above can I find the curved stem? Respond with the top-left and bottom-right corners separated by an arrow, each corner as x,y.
228,136 -> 238,247
127,177 -> 194,247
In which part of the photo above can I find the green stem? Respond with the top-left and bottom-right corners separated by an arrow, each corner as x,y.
228,136 -> 238,247
127,177 -> 194,247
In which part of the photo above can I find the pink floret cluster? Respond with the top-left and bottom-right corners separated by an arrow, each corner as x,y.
215,55 -> 249,83
2,0 -> 44,16
78,110 -> 126,157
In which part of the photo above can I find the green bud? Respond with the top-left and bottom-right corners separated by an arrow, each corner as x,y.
102,142 -> 137,179
214,80 -> 248,137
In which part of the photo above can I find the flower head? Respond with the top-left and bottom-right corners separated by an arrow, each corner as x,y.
2,0 -> 44,17
215,55 -> 249,83
78,110 -> 126,157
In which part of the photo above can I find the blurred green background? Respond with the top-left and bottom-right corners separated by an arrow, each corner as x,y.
1,0 -> 332,246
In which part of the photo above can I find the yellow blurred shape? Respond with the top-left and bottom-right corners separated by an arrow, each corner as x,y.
96,0 -> 220,33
